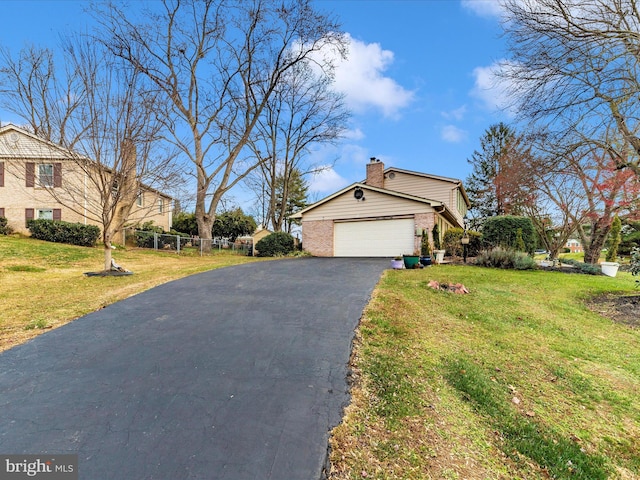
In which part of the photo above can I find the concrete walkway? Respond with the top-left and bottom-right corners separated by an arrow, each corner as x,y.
0,258 -> 387,479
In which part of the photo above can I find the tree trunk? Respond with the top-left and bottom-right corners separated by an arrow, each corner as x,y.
583,222 -> 611,264
103,232 -> 113,271
196,214 -> 215,254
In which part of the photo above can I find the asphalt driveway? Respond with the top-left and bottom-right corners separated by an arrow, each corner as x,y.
0,257 -> 387,479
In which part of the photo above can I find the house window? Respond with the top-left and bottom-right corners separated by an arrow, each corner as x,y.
111,179 -> 119,198
158,199 -> 164,214
37,208 -> 54,220
136,191 -> 143,207
0,162 -> 4,187
38,164 -> 54,187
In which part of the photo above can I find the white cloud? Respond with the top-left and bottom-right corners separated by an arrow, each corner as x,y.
441,105 -> 467,121
461,0 -> 504,18
441,125 -> 467,143
344,127 -> 365,141
308,166 -> 350,193
470,61 -> 516,115
328,34 -> 415,118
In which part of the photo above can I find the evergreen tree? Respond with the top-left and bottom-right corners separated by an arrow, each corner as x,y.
465,123 -> 517,226
274,169 -> 308,233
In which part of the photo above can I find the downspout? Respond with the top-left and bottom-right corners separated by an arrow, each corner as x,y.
83,170 -> 87,224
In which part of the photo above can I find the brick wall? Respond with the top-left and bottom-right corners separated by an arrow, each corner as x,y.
302,219 -> 334,256
366,160 -> 385,188
414,212 -> 435,253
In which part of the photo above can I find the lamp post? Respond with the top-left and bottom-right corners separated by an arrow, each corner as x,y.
461,217 -> 469,263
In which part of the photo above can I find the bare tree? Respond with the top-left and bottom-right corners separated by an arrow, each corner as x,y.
245,60 -> 349,231
1,39 -> 178,271
0,46 -> 85,147
95,0 -> 345,250
500,0 -> 640,177
502,134 -> 640,263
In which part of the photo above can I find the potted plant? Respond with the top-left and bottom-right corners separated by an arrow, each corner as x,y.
403,250 -> 421,269
432,224 -> 446,264
390,255 -> 404,269
420,231 -> 432,266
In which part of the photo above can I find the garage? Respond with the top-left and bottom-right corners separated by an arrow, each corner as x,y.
334,218 -> 415,257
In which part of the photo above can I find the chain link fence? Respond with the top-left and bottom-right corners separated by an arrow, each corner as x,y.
122,228 -> 251,256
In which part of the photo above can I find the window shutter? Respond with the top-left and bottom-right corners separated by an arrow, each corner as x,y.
53,163 -> 62,188
0,208 -> 5,217
26,163 -> 35,187
53,209 -> 62,221
25,208 -> 34,226
0,162 -> 4,187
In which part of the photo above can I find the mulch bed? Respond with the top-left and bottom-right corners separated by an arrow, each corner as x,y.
84,270 -> 134,277
586,294 -> 640,328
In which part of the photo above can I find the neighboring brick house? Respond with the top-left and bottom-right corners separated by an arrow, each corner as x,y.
290,159 -> 470,257
0,124 -> 173,235
566,238 -> 583,253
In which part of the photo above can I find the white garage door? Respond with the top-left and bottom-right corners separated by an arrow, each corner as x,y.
334,218 -> 415,257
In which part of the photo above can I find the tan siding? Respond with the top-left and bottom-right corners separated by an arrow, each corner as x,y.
0,128 -> 173,234
385,172 -> 456,204
385,171 -> 465,225
303,188 -> 433,222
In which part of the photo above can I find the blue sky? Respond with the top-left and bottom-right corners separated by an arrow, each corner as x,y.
1,0 -> 511,205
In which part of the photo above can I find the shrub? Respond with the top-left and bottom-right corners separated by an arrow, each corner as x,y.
133,222 -> 189,250
432,224 -> 441,250
482,216 -> 536,254
27,219 -> 100,247
443,228 -> 482,257
0,216 -> 12,235
630,247 -> 640,287
171,212 -> 198,236
255,231 -> 295,257
475,247 -> 537,270
606,215 -> 622,262
420,231 -> 431,257
558,258 -> 602,275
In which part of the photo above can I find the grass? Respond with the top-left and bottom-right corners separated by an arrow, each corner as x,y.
0,235 -> 266,352
329,265 -> 640,479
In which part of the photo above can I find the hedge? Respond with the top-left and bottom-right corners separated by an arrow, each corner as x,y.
482,216 -> 536,254
27,219 -> 100,247
0,217 -> 11,235
255,231 -> 295,257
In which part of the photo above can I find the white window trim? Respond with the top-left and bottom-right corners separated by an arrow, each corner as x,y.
38,164 -> 54,188
36,208 -> 54,220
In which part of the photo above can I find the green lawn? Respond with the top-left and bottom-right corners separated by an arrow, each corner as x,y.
3,235 -> 639,478
329,265 -> 639,480
0,235 -> 265,351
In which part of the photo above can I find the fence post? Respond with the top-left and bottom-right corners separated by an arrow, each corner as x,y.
154,232 -> 158,250
176,234 -> 180,254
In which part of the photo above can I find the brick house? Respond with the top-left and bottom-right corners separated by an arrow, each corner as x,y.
0,124 -> 173,235
290,159 -> 470,257
566,238 -> 583,253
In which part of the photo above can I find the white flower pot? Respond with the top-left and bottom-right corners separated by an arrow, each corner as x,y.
434,250 -> 446,264
600,262 -> 620,277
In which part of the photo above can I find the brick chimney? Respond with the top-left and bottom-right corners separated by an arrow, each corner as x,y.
366,157 -> 384,188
